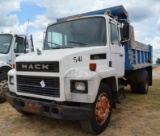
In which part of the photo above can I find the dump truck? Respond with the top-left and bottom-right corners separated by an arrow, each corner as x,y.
6,5 -> 152,134
0,33 -> 34,103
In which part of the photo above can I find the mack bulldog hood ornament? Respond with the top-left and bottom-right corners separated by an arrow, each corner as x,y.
37,48 -> 42,55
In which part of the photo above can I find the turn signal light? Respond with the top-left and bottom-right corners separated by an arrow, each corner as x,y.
89,63 -> 96,71
12,64 -> 16,69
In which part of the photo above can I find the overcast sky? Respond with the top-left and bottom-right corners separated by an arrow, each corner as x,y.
0,0 -> 159,63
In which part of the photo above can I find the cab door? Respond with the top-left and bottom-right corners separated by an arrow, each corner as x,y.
11,36 -> 26,65
110,22 -> 125,77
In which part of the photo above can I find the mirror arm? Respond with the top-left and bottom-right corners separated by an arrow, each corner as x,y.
120,39 -> 130,45
24,36 -> 27,54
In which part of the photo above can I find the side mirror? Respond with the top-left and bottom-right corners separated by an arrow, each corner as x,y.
122,22 -> 130,40
30,35 -> 34,52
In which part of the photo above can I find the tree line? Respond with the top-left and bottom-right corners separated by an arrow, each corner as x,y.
156,58 -> 160,64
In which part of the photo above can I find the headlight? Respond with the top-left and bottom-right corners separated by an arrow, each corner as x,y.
75,82 -> 86,91
71,80 -> 88,93
9,76 -> 14,85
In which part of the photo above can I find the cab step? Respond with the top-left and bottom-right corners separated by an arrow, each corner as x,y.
117,85 -> 126,104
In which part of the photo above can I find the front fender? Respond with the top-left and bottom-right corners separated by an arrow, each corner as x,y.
0,61 -> 12,68
65,67 -> 117,80
0,61 -> 12,75
64,67 -> 118,103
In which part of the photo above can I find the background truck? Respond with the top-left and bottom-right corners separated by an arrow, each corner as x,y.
0,33 -> 34,103
6,5 -> 152,134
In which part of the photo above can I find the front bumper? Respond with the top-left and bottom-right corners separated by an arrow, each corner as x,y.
6,92 -> 93,120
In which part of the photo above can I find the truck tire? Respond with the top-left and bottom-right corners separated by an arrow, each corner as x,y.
0,97 -> 6,103
80,83 -> 112,134
130,82 -> 138,93
0,75 -> 8,103
137,72 -> 149,94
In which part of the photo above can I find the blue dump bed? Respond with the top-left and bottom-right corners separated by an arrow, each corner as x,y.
57,5 -> 128,23
125,41 -> 152,70
57,5 -> 152,71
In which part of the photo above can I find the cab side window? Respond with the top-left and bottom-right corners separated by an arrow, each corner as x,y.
14,37 -> 25,53
111,23 -> 119,45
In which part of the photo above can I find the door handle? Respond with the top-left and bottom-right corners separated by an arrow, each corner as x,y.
120,54 -> 123,57
16,55 -> 19,57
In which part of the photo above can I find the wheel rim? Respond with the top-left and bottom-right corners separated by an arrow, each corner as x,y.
0,80 -> 9,98
95,93 -> 110,125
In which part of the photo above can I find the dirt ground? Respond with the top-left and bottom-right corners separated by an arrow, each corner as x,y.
153,66 -> 160,79
0,67 -> 160,136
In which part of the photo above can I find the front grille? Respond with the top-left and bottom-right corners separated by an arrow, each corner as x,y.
16,62 -> 59,72
17,75 -> 60,97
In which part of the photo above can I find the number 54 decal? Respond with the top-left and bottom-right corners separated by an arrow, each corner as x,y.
73,56 -> 82,63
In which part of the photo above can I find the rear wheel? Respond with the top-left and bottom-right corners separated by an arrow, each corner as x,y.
137,72 -> 149,94
130,82 -> 138,93
0,75 -> 8,103
80,83 -> 112,134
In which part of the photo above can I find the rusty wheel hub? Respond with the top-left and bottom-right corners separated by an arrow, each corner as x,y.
95,93 -> 110,125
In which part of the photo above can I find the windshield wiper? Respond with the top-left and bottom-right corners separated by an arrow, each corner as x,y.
51,42 -> 61,47
45,42 -> 62,49
49,42 -> 76,49
49,46 -> 74,49
68,41 -> 87,47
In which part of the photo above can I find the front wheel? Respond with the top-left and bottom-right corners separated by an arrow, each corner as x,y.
0,75 -> 9,103
80,83 -> 112,134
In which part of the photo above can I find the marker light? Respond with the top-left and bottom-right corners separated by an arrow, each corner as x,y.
104,10 -> 111,15
89,63 -> 96,71
65,17 -> 69,21
78,15 -> 83,18
72,16 -> 76,19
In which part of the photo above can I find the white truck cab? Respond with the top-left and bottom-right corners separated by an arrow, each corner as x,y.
0,33 -> 34,102
6,5 -> 152,134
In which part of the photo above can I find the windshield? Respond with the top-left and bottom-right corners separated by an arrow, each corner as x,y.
0,34 -> 12,54
44,17 -> 106,50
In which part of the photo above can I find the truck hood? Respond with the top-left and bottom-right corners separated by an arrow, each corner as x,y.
16,47 -> 96,62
